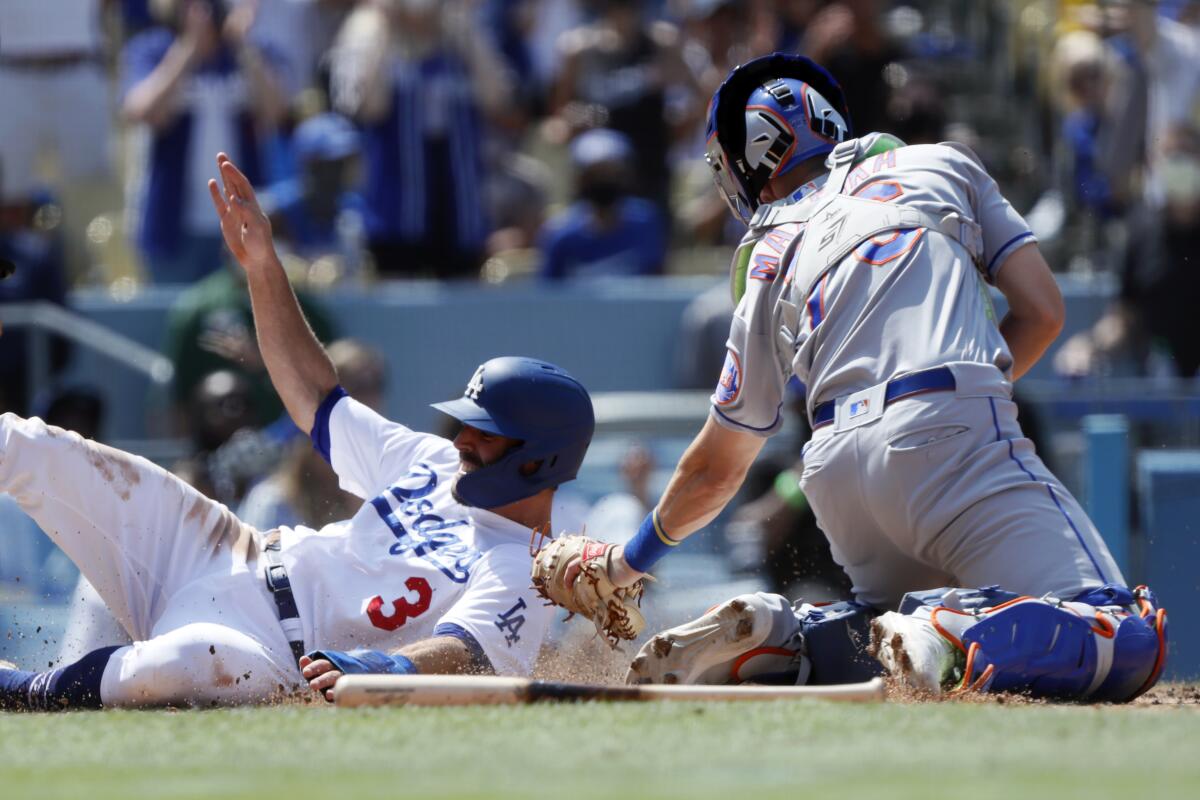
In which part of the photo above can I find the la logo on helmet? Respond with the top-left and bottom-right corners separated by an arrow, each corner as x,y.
465,366 -> 485,401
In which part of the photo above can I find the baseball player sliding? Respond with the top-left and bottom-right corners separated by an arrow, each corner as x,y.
0,154 -> 596,710
535,54 -> 1166,701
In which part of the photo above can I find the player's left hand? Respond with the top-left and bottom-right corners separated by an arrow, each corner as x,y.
208,152 -> 277,272
299,654 -> 343,703
531,536 -> 647,647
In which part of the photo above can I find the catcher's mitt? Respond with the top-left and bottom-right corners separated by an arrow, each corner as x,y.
531,535 -> 646,647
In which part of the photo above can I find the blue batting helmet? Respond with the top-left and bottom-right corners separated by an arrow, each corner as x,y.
705,53 -> 852,223
432,357 -> 595,509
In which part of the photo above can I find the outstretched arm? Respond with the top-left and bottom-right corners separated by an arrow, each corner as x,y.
300,638 -> 485,701
208,153 -> 337,433
604,416 -> 766,585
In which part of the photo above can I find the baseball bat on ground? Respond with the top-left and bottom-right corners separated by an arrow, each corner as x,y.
334,675 -> 885,707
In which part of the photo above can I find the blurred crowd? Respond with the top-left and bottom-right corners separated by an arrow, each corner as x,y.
1,1 -> 1197,380
2,0 -> 1200,604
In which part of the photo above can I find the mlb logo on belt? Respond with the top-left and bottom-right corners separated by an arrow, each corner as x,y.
849,398 -> 870,418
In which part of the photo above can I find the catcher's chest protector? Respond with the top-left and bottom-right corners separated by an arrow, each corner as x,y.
745,139 -> 987,326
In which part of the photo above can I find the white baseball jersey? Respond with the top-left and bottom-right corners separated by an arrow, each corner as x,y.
282,394 -> 554,676
0,403 -> 563,708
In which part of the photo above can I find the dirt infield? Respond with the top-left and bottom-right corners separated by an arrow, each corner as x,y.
532,635 -> 1200,706
1136,683 -> 1200,706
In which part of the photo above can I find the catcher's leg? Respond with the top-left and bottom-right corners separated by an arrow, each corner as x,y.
0,414 -> 259,640
626,593 -> 882,685
626,594 -> 792,685
868,585 -> 1167,701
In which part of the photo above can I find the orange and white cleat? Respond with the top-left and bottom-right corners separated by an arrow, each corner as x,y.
625,594 -> 807,685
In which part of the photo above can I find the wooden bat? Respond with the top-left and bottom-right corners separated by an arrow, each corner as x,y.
334,675 -> 885,707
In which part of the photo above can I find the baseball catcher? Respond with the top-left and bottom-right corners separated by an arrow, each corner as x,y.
536,53 -> 1167,701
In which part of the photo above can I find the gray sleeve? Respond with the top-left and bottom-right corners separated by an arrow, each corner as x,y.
708,262 -> 789,438
940,142 -> 1037,282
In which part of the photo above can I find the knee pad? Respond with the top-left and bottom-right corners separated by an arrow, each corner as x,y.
933,586 -> 1166,702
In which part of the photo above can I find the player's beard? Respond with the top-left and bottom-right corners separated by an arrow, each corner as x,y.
451,451 -> 484,506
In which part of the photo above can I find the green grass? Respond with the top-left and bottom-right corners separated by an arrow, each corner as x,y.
1,699 -> 1197,799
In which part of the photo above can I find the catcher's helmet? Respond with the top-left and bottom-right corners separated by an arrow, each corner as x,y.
705,52 -> 852,223
432,357 -> 595,508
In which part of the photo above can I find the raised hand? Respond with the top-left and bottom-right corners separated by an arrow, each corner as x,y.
208,152 -> 277,272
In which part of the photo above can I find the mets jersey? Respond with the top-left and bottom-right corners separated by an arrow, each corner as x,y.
279,393 -> 552,676
711,137 -> 1036,435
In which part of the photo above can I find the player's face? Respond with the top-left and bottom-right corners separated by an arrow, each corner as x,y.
453,425 -> 522,472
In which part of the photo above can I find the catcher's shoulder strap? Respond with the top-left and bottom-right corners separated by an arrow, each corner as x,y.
749,139 -> 986,303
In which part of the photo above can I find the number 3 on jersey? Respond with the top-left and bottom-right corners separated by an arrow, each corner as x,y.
366,577 -> 433,631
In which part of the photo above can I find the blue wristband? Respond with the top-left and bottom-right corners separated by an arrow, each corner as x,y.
623,509 -> 680,574
305,648 -> 419,676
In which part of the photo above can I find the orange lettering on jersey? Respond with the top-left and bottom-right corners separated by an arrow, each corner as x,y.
845,165 -> 872,194
872,149 -> 897,173
852,180 -> 903,203
761,229 -> 795,254
750,252 -> 780,281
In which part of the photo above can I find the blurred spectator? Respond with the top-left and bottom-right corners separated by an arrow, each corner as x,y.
0,172 -> 72,416
119,0 -> 159,35
1054,31 -> 1119,220
36,386 -> 106,441
171,368 -> 259,498
328,0 -> 515,279
483,153 -> 553,272
1055,124 -> 1200,379
583,443 -> 655,543
121,0 -> 288,284
483,0 -> 546,118
525,0 -> 586,90
239,339 -> 387,529
538,129 -> 667,280
547,0 -> 702,212
249,0 -> 351,100
768,0 -> 902,136
1100,0 -> 1200,209
672,0 -> 765,245
258,112 -> 367,279
161,259 -> 336,439
0,1 -> 114,280
674,280 -> 734,389
884,68 -> 948,146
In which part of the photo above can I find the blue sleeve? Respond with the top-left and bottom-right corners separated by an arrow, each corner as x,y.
303,649 -> 418,675
537,223 -> 568,281
309,386 -> 349,463
120,29 -> 172,99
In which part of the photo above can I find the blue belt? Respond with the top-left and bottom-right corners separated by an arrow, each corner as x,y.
263,533 -> 306,663
811,366 -> 956,430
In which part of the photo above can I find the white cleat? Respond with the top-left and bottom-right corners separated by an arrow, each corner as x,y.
868,611 -> 958,693
625,595 -> 779,685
